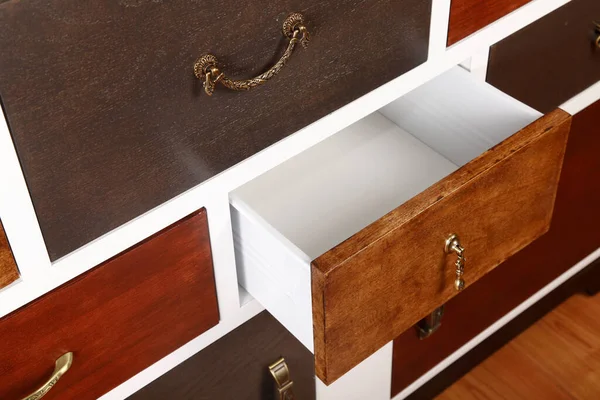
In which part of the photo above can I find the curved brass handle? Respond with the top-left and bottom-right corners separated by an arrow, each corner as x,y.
269,357 -> 295,400
22,352 -> 73,400
445,234 -> 465,291
595,21 -> 600,48
194,13 -> 309,96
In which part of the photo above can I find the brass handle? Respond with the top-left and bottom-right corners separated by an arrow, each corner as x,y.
194,13 -> 309,96
595,21 -> 600,48
21,352 -> 73,400
269,357 -> 295,400
445,234 -> 466,291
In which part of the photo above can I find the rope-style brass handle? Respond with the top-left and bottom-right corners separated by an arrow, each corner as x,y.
269,357 -> 295,400
194,13 -> 309,96
595,21 -> 600,48
445,234 -> 466,291
21,352 -> 73,400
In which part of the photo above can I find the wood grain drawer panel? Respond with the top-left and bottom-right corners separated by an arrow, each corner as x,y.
128,311 -> 315,400
391,98 -> 600,397
0,0 -> 432,261
448,0 -> 533,46
231,67 -> 571,384
0,209 -> 218,400
487,0 -> 600,113
0,220 -> 19,290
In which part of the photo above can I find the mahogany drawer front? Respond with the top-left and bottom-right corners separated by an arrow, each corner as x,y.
487,0 -> 600,113
391,98 -> 600,397
231,67 -> 570,384
0,220 -> 19,290
0,0 -> 432,262
448,0 -> 533,46
128,311 -> 315,400
0,209 -> 218,400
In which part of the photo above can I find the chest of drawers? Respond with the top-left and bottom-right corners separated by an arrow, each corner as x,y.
0,0 -> 598,399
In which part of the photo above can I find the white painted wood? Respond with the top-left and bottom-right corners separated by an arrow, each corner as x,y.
231,66 -> 544,352
561,79 -> 600,115
316,342 -> 393,400
393,247 -> 600,400
467,47 -> 490,81
428,0 -> 452,60
380,67 -> 541,166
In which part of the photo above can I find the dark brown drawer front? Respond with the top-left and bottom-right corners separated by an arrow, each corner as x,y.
128,311 -> 315,400
0,209 -> 219,400
487,0 -> 600,113
0,0 -> 432,261
448,0 -> 533,46
391,99 -> 600,397
0,220 -> 19,290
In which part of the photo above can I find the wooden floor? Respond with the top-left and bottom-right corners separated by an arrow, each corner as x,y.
436,292 -> 600,400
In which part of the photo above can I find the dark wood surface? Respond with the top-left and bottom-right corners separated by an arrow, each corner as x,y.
0,220 -> 19,289
447,0 -> 532,46
0,0 -> 432,261
128,311 -> 315,400
487,0 -> 600,113
0,209 -> 219,400
311,110 -> 570,384
391,99 -> 600,397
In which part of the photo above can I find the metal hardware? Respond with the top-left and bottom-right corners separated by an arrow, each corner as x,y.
445,233 -> 466,291
416,306 -> 445,339
595,21 -> 600,48
22,352 -> 73,400
269,357 -> 295,400
194,13 -> 309,96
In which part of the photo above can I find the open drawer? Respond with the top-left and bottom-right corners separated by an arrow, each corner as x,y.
230,67 -> 571,384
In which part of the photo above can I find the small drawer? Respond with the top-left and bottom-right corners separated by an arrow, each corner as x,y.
0,0 -> 432,261
448,0 -> 533,45
487,0 -> 600,113
231,67 -> 571,384
0,220 -> 19,290
0,209 -> 218,399
128,311 -> 315,400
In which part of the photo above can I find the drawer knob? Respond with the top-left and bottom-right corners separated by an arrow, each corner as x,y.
445,234 -> 466,291
194,13 -> 309,96
595,21 -> 600,48
269,357 -> 295,400
21,352 -> 73,400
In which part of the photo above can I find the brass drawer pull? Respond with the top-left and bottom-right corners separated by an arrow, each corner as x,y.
269,357 -> 295,400
445,234 -> 466,291
595,21 -> 600,48
22,352 -> 73,400
194,13 -> 309,96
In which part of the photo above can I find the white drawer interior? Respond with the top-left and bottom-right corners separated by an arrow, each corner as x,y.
230,66 -> 542,352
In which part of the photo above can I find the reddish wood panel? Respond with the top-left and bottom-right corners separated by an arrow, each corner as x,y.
0,209 -> 219,400
0,0 -> 432,261
0,220 -> 19,289
447,0 -> 532,45
311,110 -> 570,384
391,99 -> 600,397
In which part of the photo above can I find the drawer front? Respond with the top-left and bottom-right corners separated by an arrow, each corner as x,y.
448,0 -> 533,45
0,209 -> 218,400
487,0 -> 600,113
0,0 -> 432,261
391,98 -> 600,396
312,110 -> 570,383
128,311 -> 315,400
0,220 -> 19,289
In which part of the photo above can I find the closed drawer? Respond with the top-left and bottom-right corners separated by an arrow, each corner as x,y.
0,220 -> 19,290
0,0 -> 432,261
448,0 -> 533,45
487,0 -> 600,113
231,66 -> 570,384
0,209 -> 218,399
128,311 -> 315,400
